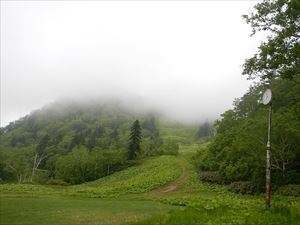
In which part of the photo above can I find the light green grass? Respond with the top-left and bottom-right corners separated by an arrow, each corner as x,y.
68,155 -> 182,198
1,144 -> 299,225
0,155 -> 182,198
0,155 -> 182,225
134,146 -> 300,225
0,195 -> 174,225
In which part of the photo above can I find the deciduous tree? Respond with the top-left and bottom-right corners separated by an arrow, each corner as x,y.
243,0 -> 300,82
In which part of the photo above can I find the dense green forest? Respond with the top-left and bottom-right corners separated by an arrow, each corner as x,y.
0,101 -> 196,184
194,78 -> 300,193
194,0 -> 300,194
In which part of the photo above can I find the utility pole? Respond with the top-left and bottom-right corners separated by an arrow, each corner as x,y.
266,102 -> 272,208
262,88 -> 272,208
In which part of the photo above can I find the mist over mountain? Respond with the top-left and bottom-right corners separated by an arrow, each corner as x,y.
2,95 -> 215,130
1,1 -> 263,127
0,98 -> 199,149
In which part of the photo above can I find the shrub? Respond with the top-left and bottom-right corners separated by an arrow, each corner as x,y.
193,147 -> 218,171
227,181 -> 257,195
276,184 -> 300,197
199,171 -> 224,184
46,179 -> 69,186
33,169 -> 49,184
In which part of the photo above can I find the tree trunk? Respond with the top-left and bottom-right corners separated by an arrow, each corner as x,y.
31,154 -> 38,182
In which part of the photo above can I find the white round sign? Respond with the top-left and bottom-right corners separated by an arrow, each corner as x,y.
262,89 -> 272,105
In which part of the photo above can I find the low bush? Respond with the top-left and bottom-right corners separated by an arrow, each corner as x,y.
46,179 -> 69,186
33,169 -> 49,184
199,171 -> 224,184
276,184 -> 300,197
227,181 -> 257,195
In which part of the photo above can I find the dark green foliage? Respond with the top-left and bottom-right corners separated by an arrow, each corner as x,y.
194,79 -> 300,190
242,0 -> 300,81
276,184 -> 300,196
55,146 -> 127,184
1,147 -> 34,183
46,178 -> 69,186
0,102 -> 134,151
196,121 -> 213,139
32,169 -> 50,184
193,146 -> 217,171
227,181 -> 257,195
0,101 -> 189,184
199,171 -> 224,184
128,120 -> 142,160
0,102 -> 181,184
36,134 -> 50,156
55,146 -> 91,184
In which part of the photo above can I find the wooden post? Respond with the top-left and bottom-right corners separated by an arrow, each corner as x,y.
265,103 -> 272,208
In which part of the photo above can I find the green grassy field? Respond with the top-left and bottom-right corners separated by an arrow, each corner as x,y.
1,145 -> 299,225
71,155 -> 182,197
0,155 -> 182,198
0,195 -> 174,225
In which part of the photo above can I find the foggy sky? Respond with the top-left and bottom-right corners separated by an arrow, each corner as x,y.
1,1 -> 265,127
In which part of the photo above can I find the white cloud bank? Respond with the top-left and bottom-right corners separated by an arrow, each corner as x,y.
1,1 -> 265,126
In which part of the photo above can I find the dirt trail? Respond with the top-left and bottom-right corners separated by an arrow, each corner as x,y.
148,159 -> 188,195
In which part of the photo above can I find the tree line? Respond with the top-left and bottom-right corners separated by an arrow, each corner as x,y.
0,103 -> 179,184
194,0 -> 300,194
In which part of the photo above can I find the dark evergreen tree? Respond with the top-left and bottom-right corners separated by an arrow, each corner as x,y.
142,116 -> 160,139
197,121 -> 211,138
128,120 -> 142,160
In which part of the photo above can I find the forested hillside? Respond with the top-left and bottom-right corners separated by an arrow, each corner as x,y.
194,78 -> 300,192
193,0 -> 300,194
0,101 -> 196,184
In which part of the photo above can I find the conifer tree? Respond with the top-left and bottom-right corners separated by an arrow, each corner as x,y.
128,120 -> 142,160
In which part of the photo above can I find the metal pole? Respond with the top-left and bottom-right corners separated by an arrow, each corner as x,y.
266,103 -> 272,208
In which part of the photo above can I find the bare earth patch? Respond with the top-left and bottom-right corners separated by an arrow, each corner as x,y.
148,160 -> 188,195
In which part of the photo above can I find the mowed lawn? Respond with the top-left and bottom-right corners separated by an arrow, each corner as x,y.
0,194 -> 174,225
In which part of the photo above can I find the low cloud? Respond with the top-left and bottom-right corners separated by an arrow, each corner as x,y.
1,1 -> 264,126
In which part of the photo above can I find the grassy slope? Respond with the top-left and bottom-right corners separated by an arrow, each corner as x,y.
131,148 -> 300,225
69,156 -> 182,197
0,155 -> 182,225
1,145 -> 300,225
0,155 -> 182,198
